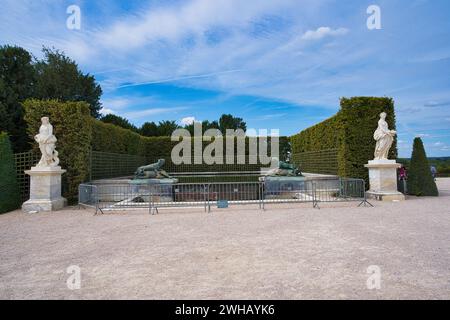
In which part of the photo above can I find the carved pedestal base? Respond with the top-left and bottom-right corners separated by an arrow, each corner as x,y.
22,166 -> 67,213
364,160 -> 405,201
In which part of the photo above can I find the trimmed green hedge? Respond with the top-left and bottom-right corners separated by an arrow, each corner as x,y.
93,121 -> 287,160
0,132 -> 21,213
23,99 -> 92,203
290,114 -> 342,153
92,119 -> 147,156
291,97 -> 397,184
407,138 -> 438,196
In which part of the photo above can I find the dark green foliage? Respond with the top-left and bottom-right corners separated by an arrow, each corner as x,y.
92,120 -> 147,156
203,120 -> 220,131
407,138 -> 439,196
156,120 -> 181,136
278,136 -> 291,162
100,114 -> 138,132
219,114 -> 247,133
183,120 -> 220,136
0,45 -> 36,152
290,97 -> 397,184
290,114 -> 342,153
23,99 -> 92,203
34,48 -> 102,118
140,121 -> 159,137
1,46 -> 103,152
0,132 -> 21,213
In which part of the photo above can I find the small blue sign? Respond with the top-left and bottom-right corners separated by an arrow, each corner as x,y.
217,200 -> 229,208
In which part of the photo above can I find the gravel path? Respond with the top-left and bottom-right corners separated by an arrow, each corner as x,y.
1,179 -> 450,299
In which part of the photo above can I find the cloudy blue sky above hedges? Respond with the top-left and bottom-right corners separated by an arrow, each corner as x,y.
1,0 -> 450,157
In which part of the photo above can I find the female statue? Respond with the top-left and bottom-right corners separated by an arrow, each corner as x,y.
373,112 -> 396,160
35,117 -> 60,167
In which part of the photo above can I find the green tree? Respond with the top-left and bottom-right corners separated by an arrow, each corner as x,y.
157,120 -> 180,136
203,120 -> 220,132
0,132 -> 21,213
0,45 -> 36,152
34,47 -> 102,118
219,114 -> 246,133
140,121 -> 159,136
183,120 -> 219,136
407,137 -> 439,196
100,114 -> 138,132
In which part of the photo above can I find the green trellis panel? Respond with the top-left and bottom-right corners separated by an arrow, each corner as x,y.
291,149 -> 338,175
14,151 -> 40,202
90,151 -> 148,180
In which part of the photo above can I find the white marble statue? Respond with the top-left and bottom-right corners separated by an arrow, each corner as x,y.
373,112 -> 396,160
34,117 -> 60,167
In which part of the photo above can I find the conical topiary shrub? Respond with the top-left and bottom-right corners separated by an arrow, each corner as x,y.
0,132 -> 21,213
407,137 -> 439,196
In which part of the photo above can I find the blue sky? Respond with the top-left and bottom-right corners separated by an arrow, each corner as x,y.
1,0 -> 450,157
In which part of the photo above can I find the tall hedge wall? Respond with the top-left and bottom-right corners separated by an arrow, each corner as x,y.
91,119 -> 147,156
23,99 -> 92,203
290,114 -> 342,153
92,120 -> 286,164
291,97 -> 397,184
0,132 -> 21,213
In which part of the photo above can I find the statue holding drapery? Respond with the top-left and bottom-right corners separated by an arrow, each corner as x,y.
34,117 -> 60,167
373,112 -> 396,160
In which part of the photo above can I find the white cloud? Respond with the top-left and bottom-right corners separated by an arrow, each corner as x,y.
301,27 -> 349,41
100,107 -> 115,115
181,116 -> 196,125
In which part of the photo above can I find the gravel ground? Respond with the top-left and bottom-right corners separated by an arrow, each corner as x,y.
1,179 -> 450,300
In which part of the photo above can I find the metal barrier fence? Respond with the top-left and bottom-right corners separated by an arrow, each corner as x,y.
78,184 -> 99,213
311,178 -> 370,208
79,178 -> 371,214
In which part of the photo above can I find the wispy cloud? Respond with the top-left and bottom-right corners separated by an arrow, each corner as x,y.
424,101 -> 450,108
301,27 -> 349,41
118,69 -> 243,88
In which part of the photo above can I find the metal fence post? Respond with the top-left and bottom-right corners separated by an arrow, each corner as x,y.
207,183 -> 211,213
313,181 -> 320,209
203,183 -> 207,213
258,182 -> 262,211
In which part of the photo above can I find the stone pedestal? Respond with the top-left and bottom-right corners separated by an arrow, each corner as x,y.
364,159 -> 405,201
22,166 -> 67,213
